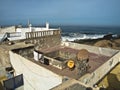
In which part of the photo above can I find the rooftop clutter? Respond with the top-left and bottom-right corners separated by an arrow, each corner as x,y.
34,46 -> 90,78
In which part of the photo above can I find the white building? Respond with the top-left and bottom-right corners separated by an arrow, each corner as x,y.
0,23 -> 59,42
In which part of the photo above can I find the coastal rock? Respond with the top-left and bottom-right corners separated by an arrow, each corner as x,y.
94,40 -> 116,48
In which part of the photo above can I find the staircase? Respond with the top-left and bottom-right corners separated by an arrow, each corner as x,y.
0,33 -> 8,43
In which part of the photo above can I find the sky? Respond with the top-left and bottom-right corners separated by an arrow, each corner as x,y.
0,0 -> 120,26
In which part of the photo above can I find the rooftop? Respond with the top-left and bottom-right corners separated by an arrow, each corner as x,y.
13,45 -> 111,79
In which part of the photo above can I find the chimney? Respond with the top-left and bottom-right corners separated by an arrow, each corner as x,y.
29,24 -> 32,32
46,22 -> 49,29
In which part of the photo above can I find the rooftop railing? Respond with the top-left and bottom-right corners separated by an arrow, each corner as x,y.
25,30 -> 61,39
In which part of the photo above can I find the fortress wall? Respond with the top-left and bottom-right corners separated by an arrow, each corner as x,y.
79,51 -> 120,86
9,51 -> 62,90
61,41 -> 118,56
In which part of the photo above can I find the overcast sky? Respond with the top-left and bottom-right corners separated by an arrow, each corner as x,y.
0,0 -> 120,26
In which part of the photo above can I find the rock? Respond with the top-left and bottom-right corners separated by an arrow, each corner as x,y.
103,34 -> 113,40
94,40 -> 116,48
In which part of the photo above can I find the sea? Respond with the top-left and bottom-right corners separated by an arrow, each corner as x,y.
55,26 -> 120,41
1,25 -> 120,42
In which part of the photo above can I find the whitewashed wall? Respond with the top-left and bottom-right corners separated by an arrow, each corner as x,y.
9,51 -> 62,90
79,52 -> 120,86
0,26 -> 16,33
61,41 -> 118,56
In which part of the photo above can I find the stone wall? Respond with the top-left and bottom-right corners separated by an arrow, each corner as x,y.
44,56 -> 66,69
12,46 -> 34,59
46,50 -> 77,60
25,30 -> 61,49
59,51 -> 76,60
46,51 -> 59,58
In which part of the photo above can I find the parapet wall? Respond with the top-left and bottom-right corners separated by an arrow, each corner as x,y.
61,42 -> 120,86
0,47 -> 11,67
0,26 -> 16,33
0,67 -> 6,77
44,56 -> 65,69
26,30 -> 61,39
79,51 -> 120,86
12,46 -> 34,59
61,41 -> 118,56
9,51 -> 62,90
51,79 -> 91,90
25,30 -> 61,49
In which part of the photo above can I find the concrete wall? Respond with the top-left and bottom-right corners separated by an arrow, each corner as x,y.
16,28 -> 31,39
9,51 -> 62,90
51,79 -> 91,90
0,67 -> 6,77
79,52 -> 120,86
0,26 -> 16,33
44,56 -> 65,69
45,50 -> 77,69
0,47 -> 11,67
61,41 -> 118,56
61,42 -> 120,87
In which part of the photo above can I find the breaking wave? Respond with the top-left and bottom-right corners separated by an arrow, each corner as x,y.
61,32 -> 105,41
60,25 -> 120,41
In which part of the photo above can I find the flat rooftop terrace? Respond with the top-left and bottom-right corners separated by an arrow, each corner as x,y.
0,42 -> 34,67
26,46 -> 110,79
0,42 -> 34,50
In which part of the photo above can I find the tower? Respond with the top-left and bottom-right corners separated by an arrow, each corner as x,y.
46,22 -> 49,29
27,19 -> 32,32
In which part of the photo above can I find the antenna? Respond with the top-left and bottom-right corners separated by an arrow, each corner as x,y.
28,19 -> 30,27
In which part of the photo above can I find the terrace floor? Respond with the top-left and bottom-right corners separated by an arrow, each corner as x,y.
28,46 -> 110,79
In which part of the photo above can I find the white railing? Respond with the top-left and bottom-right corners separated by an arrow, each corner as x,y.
7,32 -> 21,37
26,30 -> 60,39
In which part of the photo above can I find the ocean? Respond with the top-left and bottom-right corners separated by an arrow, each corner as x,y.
57,26 -> 120,41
